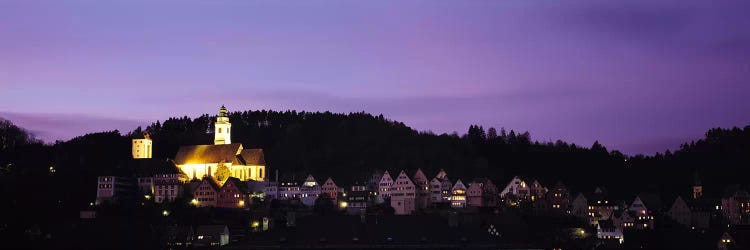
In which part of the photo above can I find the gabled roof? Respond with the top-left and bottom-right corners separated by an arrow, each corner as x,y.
200,176 -> 221,191
379,170 -> 393,183
322,177 -> 337,187
435,169 -> 448,179
223,177 -> 249,194
412,168 -> 428,183
174,143 -> 242,165
452,179 -> 467,190
238,149 -> 265,165
394,170 -> 414,185
302,174 -> 319,187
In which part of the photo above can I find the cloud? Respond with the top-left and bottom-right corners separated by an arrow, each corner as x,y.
0,112 -> 148,143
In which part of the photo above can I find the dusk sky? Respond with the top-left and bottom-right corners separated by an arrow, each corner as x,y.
1,0 -> 749,155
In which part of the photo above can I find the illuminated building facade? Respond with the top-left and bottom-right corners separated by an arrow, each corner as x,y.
174,106 -> 266,182
450,179 -> 467,208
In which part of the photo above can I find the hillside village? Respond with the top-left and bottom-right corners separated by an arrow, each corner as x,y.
88,106 -> 750,249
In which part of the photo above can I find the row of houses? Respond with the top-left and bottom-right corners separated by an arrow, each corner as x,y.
263,169 -> 499,215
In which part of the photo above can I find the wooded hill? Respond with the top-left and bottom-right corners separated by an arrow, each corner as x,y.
1,111 -> 749,212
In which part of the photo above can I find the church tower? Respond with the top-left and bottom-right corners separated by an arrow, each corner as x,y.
214,105 -> 232,145
132,133 -> 152,159
693,171 -> 703,199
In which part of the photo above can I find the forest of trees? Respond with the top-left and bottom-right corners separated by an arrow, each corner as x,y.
1,110 -> 749,217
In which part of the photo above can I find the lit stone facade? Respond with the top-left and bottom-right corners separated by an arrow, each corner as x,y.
174,106 -> 266,182
132,134 -> 152,159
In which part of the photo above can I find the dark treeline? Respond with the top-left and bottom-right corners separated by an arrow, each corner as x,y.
1,110 -> 749,215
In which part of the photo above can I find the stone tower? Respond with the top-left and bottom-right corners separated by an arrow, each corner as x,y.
214,105 -> 232,145
132,133 -> 152,159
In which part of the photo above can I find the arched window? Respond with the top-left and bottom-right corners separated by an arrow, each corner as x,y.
218,128 -> 222,133
259,168 -> 263,179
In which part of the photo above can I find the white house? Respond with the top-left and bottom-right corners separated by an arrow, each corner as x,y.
278,181 -> 301,200
451,179 -> 467,208
390,170 -> 416,215
300,175 -> 321,206
596,220 -> 624,244
378,170 -> 394,201
499,176 -> 529,199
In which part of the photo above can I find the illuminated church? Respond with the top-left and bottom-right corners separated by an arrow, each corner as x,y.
173,106 -> 267,181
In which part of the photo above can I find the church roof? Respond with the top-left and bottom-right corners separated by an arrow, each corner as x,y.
238,149 -> 265,165
174,143 -> 242,165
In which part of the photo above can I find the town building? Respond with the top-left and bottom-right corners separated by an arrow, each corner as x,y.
96,175 -> 136,205
173,106 -> 266,182
466,178 -> 498,207
547,181 -> 571,213
390,170 -> 416,215
466,181 -> 483,207
450,179 -> 467,208
667,196 -> 691,227
300,175 -> 321,206
628,196 -> 655,229
378,170 -> 394,201
571,188 -> 615,225
217,177 -> 250,208
429,178 -> 443,204
596,219 -> 624,244
264,182 -> 278,201
346,182 -> 371,215
499,176 -> 530,200
192,177 -> 220,207
435,169 -> 453,203
278,181 -> 301,201
412,168 -> 430,209
321,177 -> 339,204
721,186 -> 750,225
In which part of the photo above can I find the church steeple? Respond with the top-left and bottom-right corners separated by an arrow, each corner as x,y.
692,170 -> 703,199
214,105 -> 232,145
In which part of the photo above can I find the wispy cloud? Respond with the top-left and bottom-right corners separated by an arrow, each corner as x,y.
0,112 -> 148,142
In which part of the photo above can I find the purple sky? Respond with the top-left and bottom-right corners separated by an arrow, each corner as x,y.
1,0 -> 749,155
